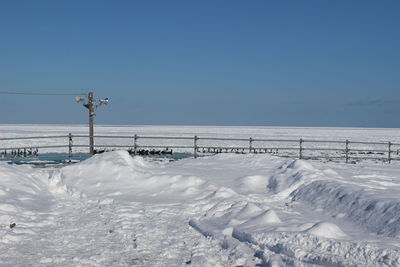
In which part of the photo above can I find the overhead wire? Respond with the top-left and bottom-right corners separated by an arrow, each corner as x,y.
0,91 -> 86,96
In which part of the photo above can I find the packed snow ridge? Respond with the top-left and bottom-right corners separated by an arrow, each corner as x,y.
1,151 -> 400,266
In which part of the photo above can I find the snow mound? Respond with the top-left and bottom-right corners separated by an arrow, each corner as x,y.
304,222 -> 347,239
211,187 -> 237,199
242,210 -> 281,228
238,175 -> 267,193
0,163 -> 53,224
267,160 -> 318,195
291,180 -> 400,237
236,203 -> 263,219
90,150 -> 149,167
251,209 -> 281,224
0,162 -> 54,247
54,151 -> 207,202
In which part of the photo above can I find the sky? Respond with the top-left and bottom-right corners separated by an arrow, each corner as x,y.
0,0 -> 399,127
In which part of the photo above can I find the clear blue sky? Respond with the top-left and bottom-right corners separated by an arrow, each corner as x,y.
1,0 -> 399,127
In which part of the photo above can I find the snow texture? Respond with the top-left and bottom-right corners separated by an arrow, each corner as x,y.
1,125 -> 400,266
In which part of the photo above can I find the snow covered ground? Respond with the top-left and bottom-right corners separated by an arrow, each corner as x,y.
1,125 -> 400,266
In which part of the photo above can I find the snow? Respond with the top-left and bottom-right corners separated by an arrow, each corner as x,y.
1,125 -> 400,160
1,125 -> 400,266
1,125 -> 400,144
304,222 -> 348,239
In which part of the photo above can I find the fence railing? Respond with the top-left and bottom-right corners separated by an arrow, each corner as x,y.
1,134 -> 400,165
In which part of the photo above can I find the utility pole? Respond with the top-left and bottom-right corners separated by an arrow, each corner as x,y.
85,92 -> 95,155
76,91 -> 109,155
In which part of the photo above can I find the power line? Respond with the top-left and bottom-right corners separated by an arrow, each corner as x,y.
0,91 -> 86,96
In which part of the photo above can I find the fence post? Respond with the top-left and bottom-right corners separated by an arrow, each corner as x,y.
68,133 -> 73,163
134,134 -> 138,155
345,140 -> 349,163
299,138 -> 303,159
388,141 -> 392,163
194,136 -> 198,158
249,137 -> 253,153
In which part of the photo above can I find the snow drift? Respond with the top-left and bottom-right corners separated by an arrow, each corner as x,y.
53,151 -> 208,203
0,163 -> 53,224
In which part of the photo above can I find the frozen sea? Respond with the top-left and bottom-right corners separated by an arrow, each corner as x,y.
1,124 -> 400,142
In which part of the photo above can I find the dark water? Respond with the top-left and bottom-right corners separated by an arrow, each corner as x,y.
0,152 -> 194,167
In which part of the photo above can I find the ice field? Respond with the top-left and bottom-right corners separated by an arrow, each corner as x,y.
1,124 -> 400,143
0,125 -> 400,266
